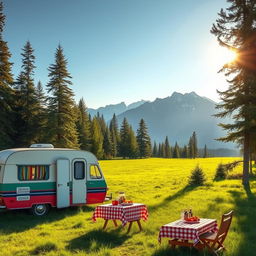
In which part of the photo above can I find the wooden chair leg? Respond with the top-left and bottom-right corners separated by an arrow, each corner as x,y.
113,220 -> 118,227
127,222 -> 133,233
103,219 -> 108,230
201,240 -> 218,256
137,220 -> 142,231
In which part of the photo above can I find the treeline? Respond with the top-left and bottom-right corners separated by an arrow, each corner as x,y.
0,2 -> 208,160
152,132 -> 208,158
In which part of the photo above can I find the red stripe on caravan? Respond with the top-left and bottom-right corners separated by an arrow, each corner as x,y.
3,195 -> 56,209
86,192 -> 106,204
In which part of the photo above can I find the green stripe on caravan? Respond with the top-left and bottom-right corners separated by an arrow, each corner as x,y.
0,182 -> 56,191
0,180 -> 106,192
87,180 -> 106,188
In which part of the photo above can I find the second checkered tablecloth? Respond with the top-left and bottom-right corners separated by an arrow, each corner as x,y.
158,218 -> 218,243
92,203 -> 148,226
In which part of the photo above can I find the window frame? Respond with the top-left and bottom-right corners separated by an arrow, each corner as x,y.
74,161 -> 85,180
89,164 -> 103,180
17,165 -> 50,181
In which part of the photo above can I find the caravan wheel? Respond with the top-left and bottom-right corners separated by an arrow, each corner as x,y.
31,204 -> 49,216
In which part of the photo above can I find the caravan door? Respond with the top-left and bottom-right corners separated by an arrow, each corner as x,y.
72,159 -> 87,204
56,159 -> 70,208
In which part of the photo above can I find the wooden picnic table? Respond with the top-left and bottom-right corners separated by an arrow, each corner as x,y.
158,218 -> 218,248
92,203 -> 148,233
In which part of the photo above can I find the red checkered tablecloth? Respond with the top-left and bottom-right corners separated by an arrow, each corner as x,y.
158,218 -> 218,243
92,203 -> 148,226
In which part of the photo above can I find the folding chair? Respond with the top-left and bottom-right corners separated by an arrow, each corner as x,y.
199,211 -> 233,255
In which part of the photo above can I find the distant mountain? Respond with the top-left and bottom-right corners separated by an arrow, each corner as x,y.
116,92 -> 235,150
88,100 -> 147,121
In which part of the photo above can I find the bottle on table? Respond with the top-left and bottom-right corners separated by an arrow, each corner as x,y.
118,192 -> 126,204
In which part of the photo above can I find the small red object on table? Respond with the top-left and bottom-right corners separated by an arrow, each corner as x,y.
92,203 -> 148,232
158,218 -> 218,248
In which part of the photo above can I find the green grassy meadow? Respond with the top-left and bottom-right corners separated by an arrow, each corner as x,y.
0,158 -> 255,256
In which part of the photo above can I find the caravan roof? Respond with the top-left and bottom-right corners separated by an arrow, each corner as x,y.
0,148 -> 95,165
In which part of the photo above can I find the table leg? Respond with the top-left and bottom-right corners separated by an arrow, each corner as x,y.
103,219 -> 108,230
127,222 -> 133,233
137,220 -> 142,231
113,220 -> 118,227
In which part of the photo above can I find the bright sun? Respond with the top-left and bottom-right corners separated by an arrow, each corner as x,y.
207,42 -> 237,70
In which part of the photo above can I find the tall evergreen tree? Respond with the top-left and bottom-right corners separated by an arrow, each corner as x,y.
152,141 -> 158,157
34,81 -> 47,142
188,136 -> 194,158
109,113 -> 120,157
164,136 -> 171,158
127,125 -> 138,158
161,143 -> 166,158
0,2 -> 14,149
77,98 -> 91,150
91,117 -> 104,159
203,144 -> 208,158
103,127 -> 112,159
158,143 -> 162,157
173,142 -> 180,158
192,131 -> 198,158
119,118 -> 130,158
14,41 -> 40,146
46,45 -> 79,148
136,119 -> 151,158
211,0 -> 256,185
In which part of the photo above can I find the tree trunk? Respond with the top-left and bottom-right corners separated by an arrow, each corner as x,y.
249,153 -> 253,175
243,132 -> 250,185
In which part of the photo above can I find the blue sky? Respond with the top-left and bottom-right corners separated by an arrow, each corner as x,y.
3,0 -> 229,108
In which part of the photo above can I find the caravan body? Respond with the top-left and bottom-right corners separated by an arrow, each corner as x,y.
0,147 -> 107,215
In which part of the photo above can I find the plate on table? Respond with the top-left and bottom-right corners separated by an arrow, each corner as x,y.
120,203 -> 133,206
184,220 -> 200,224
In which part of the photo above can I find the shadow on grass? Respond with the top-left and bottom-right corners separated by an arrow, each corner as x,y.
67,229 -> 129,253
148,185 -> 198,212
0,205 -> 94,234
152,245 -> 204,256
229,183 -> 256,256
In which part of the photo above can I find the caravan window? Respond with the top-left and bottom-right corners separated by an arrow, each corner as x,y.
74,161 -> 85,180
90,165 -> 102,179
18,165 -> 49,181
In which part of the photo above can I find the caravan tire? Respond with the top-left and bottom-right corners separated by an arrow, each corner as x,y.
31,204 -> 50,216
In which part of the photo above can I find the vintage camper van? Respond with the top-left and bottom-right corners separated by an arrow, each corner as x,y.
0,144 -> 108,216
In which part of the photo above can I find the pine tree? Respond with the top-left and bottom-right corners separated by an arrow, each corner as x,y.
164,136 -> 171,158
128,125 -> 138,158
76,98 -> 91,150
109,113 -> 120,157
119,118 -> 130,158
188,165 -> 206,186
136,119 -> 151,158
188,136 -> 194,158
34,81 -> 47,142
96,112 -> 107,135
46,45 -> 79,148
173,142 -> 180,158
161,143 -> 166,158
211,0 -> 256,185
103,127 -> 112,159
158,143 -> 162,157
0,2 -> 14,149
152,141 -> 158,157
14,41 -> 41,146
203,144 -> 208,158
192,131 -> 198,158
91,117 -> 104,159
